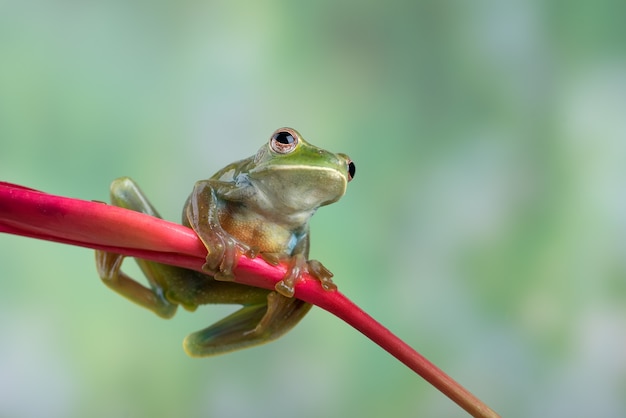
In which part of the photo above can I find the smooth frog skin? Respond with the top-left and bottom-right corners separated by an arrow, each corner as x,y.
95,127 -> 355,356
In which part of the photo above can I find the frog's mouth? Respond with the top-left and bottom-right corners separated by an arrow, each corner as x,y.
250,165 -> 348,211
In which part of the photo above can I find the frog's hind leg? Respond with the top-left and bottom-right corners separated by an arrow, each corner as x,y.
184,292 -> 312,356
96,177 -> 178,319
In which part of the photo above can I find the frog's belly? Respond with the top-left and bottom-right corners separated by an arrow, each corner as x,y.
220,214 -> 297,255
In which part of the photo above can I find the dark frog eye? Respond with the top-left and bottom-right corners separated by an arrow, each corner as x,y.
347,159 -> 356,181
339,153 -> 355,181
270,128 -> 299,154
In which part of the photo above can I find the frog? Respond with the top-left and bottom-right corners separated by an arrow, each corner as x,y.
95,127 -> 355,357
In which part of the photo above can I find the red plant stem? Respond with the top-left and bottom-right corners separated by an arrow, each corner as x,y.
311,294 -> 499,418
0,182 -> 499,417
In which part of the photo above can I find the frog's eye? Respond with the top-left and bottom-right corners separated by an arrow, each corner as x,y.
347,159 -> 356,181
338,153 -> 355,181
270,128 -> 299,154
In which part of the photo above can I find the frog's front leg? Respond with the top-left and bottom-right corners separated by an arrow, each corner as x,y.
184,179 -> 253,281
184,291 -> 312,356
96,177 -> 178,318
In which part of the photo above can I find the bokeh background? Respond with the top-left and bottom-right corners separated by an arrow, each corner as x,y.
1,1 -> 625,417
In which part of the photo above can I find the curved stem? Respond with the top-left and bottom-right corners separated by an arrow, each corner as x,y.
301,288 -> 499,418
0,181 -> 499,417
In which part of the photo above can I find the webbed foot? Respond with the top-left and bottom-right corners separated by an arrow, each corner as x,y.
183,291 -> 311,356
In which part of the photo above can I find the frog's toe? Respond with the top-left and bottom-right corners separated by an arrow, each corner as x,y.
202,242 -> 225,272
273,256 -> 337,297
272,253 -> 304,297
96,250 -> 124,279
307,259 -> 337,292
274,280 -> 295,298
202,235 -> 240,281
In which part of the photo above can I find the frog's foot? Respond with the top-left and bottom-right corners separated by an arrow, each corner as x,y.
306,259 -> 337,292
200,233 -> 248,282
261,253 -> 336,298
183,291 -> 312,356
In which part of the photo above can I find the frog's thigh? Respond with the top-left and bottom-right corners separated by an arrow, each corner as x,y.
96,177 -> 176,318
183,292 -> 312,357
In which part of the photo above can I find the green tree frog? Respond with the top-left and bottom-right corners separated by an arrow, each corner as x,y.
95,127 -> 355,356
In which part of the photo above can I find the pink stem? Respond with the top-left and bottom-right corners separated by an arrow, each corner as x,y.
0,181 -> 499,417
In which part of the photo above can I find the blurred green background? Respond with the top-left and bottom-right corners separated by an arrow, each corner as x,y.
1,0 -> 625,417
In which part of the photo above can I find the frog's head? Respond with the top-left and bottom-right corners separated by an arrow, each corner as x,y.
249,127 -> 355,213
